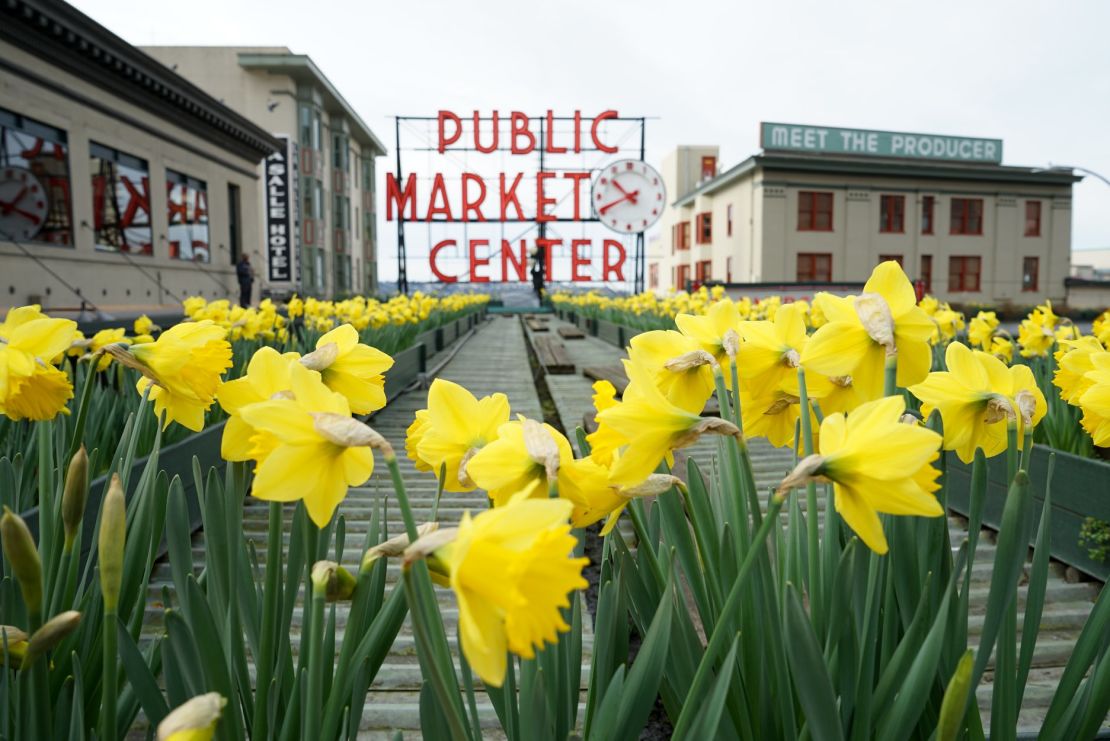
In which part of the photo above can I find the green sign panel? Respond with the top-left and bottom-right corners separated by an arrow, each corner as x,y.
760,122 -> 1003,163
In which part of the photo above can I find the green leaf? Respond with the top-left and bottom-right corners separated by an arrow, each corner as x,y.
587,666 -> 626,741
1017,454 -> 1054,705
937,650 -> 974,741
116,616 -> 169,728
784,583 -> 844,741
611,574 -> 674,741
1041,573 -> 1110,733
671,636 -> 739,740
419,680 -> 454,740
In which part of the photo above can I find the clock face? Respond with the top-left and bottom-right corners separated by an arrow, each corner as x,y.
591,159 -> 666,234
0,167 -> 49,242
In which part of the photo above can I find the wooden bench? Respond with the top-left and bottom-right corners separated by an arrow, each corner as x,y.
533,335 -> 575,374
582,364 -> 630,395
557,325 -> 585,340
525,318 -> 549,332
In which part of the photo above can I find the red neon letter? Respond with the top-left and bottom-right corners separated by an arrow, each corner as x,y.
469,239 -> 491,282
563,171 -> 591,221
510,112 -> 536,155
425,173 -> 454,221
474,110 -> 499,153
429,240 -> 458,282
500,173 -> 525,220
591,110 -> 619,153
537,238 -> 560,279
573,110 -> 583,153
536,172 -> 556,222
571,239 -> 592,282
545,110 -> 567,154
461,172 -> 487,222
603,239 -> 626,281
386,173 -> 417,221
501,239 -> 528,282
437,111 -> 462,153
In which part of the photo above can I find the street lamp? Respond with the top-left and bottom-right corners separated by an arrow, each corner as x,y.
1033,163 -> 1110,188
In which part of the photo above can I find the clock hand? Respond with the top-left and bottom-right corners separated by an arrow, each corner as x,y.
11,206 -> 42,225
611,181 -> 640,204
598,194 -> 633,215
0,186 -> 29,215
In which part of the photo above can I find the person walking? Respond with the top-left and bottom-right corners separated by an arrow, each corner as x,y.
236,254 -> 254,308
530,244 -> 546,301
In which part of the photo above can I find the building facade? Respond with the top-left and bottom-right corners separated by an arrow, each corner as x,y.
650,124 -> 1080,306
0,0 -> 280,315
142,47 -> 387,299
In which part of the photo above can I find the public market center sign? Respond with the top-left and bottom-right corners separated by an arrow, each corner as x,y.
760,122 -> 1002,163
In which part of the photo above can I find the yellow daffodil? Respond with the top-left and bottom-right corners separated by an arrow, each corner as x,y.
1018,303 -> 1058,358
466,417 -> 587,506
1078,353 -> 1110,446
990,336 -> 1014,363
1054,337 -> 1106,404
735,302 -> 810,399
740,388 -> 818,449
216,347 -> 301,461
122,320 -> 232,431
133,314 -> 155,336
585,380 -> 625,465
239,364 -> 379,527
428,497 -> 588,687
300,324 -> 393,415
626,329 -> 715,413
157,692 -> 226,741
674,298 -> 741,368
909,342 -> 1046,463
968,311 -> 999,350
931,305 -> 965,345
0,313 -> 78,422
407,379 -> 510,492
89,328 -> 129,371
800,261 -> 934,399
779,395 -> 944,554
2,363 -> 73,421
595,360 -> 739,486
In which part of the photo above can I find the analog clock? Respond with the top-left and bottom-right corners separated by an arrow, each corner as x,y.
0,167 -> 49,241
591,159 -> 666,234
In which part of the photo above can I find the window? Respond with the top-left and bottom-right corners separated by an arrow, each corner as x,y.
948,256 -> 981,292
797,252 -> 832,282
921,196 -> 935,235
700,156 -> 716,180
673,221 -> 691,250
726,256 -> 733,282
1022,257 -> 1039,292
227,184 -> 241,264
878,254 -> 903,266
879,195 -> 905,233
299,104 -> 322,150
89,142 -> 151,255
1025,201 -> 1041,237
332,133 -> 348,171
335,253 -> 351,293
727,203 -> 733,236
676,264 -> 691,289
797,191 -> 833,231
696,212 -> 712,244
696,260 -> 712,283
166,169 -> 209,262
920,254 -> 933,293
649,263 -> 659,289
361,157 -> 373,191
950,198 -> 984,235
0,107 -> 72,244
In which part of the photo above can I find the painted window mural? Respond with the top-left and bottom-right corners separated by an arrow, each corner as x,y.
0,107 -> 72,245
166,169 -> 209,262
90,142 -> 152,255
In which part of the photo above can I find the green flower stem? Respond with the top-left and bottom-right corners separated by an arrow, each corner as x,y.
385,454 -> 419,542
304,580 -> 326,740
101,608 -> 118,741
729,360 -> 744,433
712,373 -> 752,549
253,501 -> 284,741
36,420 -> 57,609
65,355 -> 101,464
884,351 -> 898,398
796,367 -> 822,632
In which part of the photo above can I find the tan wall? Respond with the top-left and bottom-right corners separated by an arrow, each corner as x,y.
0,40 -> 265,312
1067,284 -> 1110,311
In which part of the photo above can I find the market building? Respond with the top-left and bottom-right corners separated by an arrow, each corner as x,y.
0,0 -> 281,316
650,123 -> 1081,306
142,46 -> 388,299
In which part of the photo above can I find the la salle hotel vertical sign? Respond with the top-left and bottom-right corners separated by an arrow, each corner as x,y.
264,136 -> 293,284
387,110 -> 661,284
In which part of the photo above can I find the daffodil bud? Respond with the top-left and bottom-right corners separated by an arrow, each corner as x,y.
937,650 -> 974,741
310,560 -> 357,602
663,350 -> 717,373
24,610 -> 80,666
777,454 -> 827,495
1,508 -> 42,618
361,522 -> 439,573
672,416 -> 742,449
618,474 -> 684,499
98,475 -> 126,614
0,626 -> 29,668
157,692 -> 226,741
62,446 -> 88,551
403,526 -> 460,567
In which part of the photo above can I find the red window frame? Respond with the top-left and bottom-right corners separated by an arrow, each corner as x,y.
921,195 -> 935,235
878,254 -> 903,266
797,252 -> 832,282
676,264 -> 691,289
726,256 -> 733,282
1025,201 -> 1042,237
797,191 -> 833,232
920,254 -> 933,293
696,212 -> 712,244
948,255 -> 982,292
679,221 -> 690,250
701,156 -> 716,180
879,195 -> 905,233
950,198 -> 984,235
695,259 -> 712,283
649,263 -> 659,289
1022,256 -> 1039,292
727,203 -> 733,236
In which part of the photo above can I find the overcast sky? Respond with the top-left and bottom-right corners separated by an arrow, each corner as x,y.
75,0 -> 1110,282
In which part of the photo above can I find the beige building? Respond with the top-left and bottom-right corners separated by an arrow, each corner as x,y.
143,47 -> 387,299
0,0 -> 280,316
651,124 -> 1080,306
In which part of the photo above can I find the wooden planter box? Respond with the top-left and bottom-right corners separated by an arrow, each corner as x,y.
383,343 -> 427,402
945,446 -> 1110,581
596,319 -> 624,348
416,329 -> 439,357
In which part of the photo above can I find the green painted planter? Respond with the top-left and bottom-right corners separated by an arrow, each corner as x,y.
596,319 -> 624,349
383,343 -> 427,402
945,446 -> 1110,581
